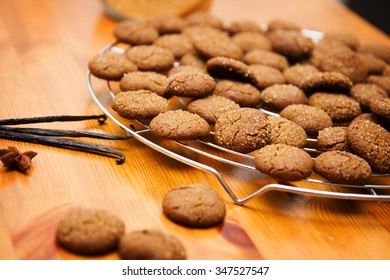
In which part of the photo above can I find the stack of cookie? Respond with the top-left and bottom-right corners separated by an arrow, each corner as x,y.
88,11 -> 390,184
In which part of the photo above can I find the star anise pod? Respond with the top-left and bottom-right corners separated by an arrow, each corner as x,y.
0,146 -> 37,172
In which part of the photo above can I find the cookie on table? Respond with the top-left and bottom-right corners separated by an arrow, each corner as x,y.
267,19 -> 301,32
56,209 -> 125,255
119,71 -> 168,97
186,95 -> 240,124
325,31 -> 360,50
268,115 -> 307,148
232,31 -> 272,53
357,52 -> 387,75
165,72 -> 215,98
213,79 -> 261,108
225,19 -> 264,35
254,144 -> 313,181
314,151 -> 371,185
367,75 -> 390,95
369,97 -> 390,122
185,11 -> 224,29
214,108 -> 270,153
113,20 -> 159,45
282,63 -> 320,88
308,93 -> 361,122
125,45 -> 175,72
179,52 -> 207,70
146,14 -> 189,34
118,229 -> 186,260
260,84 -> 306,110
266,29 -> 314,60
249,64 -> 286,90
206,56 -> 256,84
153,34 -> 194,59
88,50 -> 137,81
346,119 -> 390,173
279,104 -> 333,136
162,183 -> 226,228
357,41 -> 390,63
168,65 -> 206,77
300,72 -> 353,94
317,126 -> 349,152
149,109 -> 210,140
111,90 -> 170,119
243,49 -> 289,71
349,83 -> 388,108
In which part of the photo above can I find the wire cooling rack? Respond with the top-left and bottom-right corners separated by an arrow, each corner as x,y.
86,42 -> 390,205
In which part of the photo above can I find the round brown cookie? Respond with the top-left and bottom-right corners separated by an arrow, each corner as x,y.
146,14 -> 189,34
367,75 -> 390,95
225,19 -> 264,35
153,34 -> 194,59
168,65 -> 206,77
119,71 -> 168,96
325,31 -> 360,50
113,20 -> 159,45
266,29 -> 314,60
213,79 -> 261,107
383,64 -> 390,76
111,90 -> 170,119
88,50 -> 137,81
232,31 -> 272,53
267,19 -> 301,31
165,72 -> 215,98
125,45 -> 174,72
149,109 -> 210,140
314,151 -> 371,185
179,52 -> 207,70
206,56 -> 256,84
279,104 -> 333,136
349,83 -> 388,108
308,93 -> 361,122
300,72 -> 353,94
310,38 -> 368,83
350,113 -> 375,125
357,52 -> 387,75
248,64 -> 286,89
56,209 -> 125,255
282,63 -> 320,88
243,49 -> 289,71
357,41 -> 390,63
254,144 -> 313,181
118,229 -> 186,260
268,115 -> 307,148
346,119 -> 390,173
317,126 -> 349,151
191,28 -> 242,60
260,84 -> 306,110
186,95 -> 240,124
214,108 -> 270,153
185,11 -> 224,29
369,97 -> 390,121
182,25 -> 226,41
162,183 -> 226,228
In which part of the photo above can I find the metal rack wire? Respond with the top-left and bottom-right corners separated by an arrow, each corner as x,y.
86,43 -> 390,205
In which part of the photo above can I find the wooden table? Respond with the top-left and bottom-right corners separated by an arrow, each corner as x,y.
0,0 -> 389,260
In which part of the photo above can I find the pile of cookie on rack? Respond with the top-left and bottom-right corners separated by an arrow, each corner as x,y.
88,11 -> 390,185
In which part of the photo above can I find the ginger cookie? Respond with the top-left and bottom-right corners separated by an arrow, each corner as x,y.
254,144 -> 313,181
268,115 -> 307,148
168,65 -> 206,77
314,151 -> 371,185
146,14 -> 189,34
88,50 -> 137,81
357,41 -> 390,63
349,83 -> 387,108
260,84 -> 306,110
317,126 -> 349,152
243,49 -> 289,71
367,75 -> 390,95
165,72 -> 215,98
249,64 -> 286,89
225,19 -> 264,35
113,20 -> 159,45
179,52 -> 207,70
185,11 -> 224,29
162,183 -> 226,228
300,72 -> 353,94
282,63 -> 320,88
119,71 -> 168,97
214,108 -> 270,153
149,109 -> 210,140
125,45 -> 174,72
206,56 -> 256,84
213,79 -> 261,108
279,104 -> 333,136
118,229 -> 186,260
346,119 -> 390,173
112,90 -> 170,119
357,52 -> 387,75
267,19 -> 301,31
232,31 -> 272,53
369,97 -> 390,122
186,95 -> 240,124
153,34 -> 194,59
56,209 -> 125,255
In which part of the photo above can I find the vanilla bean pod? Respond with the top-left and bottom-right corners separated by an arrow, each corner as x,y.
0,130 -> 125,164
0,114 -> 107,126
0,126 -> 131,140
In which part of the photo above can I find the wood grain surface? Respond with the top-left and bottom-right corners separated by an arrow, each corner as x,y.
0,0 -> 389,260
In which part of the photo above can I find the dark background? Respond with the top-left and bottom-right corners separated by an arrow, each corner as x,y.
346,0 -> 389,35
